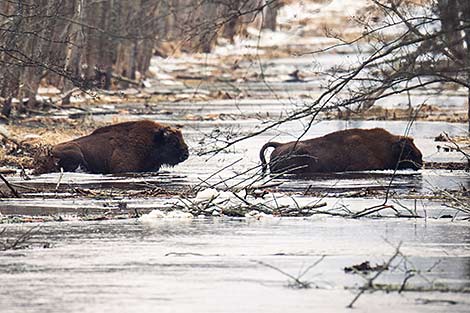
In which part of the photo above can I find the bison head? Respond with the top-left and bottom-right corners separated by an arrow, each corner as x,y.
32,145 -> 59,175
152,126 -> 189,167
393,137 -> 423,170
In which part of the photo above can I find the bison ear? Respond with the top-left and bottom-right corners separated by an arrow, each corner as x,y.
153,129 -> 167,144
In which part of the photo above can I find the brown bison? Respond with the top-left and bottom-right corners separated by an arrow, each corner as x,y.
260,128 -> 423,174
33,120 -> 189,174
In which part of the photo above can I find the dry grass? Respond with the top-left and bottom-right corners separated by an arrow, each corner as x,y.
0,117 -> 122,170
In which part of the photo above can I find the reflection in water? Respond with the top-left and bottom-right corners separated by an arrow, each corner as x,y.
1,119 -> 468,217
1,26 -> 469,312
274,171 -> 424,194
5,120 -> 469,193
1,218 -> 470,313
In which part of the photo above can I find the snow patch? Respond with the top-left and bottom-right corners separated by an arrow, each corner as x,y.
139,209 -> 193,222
324,0 -> 370,15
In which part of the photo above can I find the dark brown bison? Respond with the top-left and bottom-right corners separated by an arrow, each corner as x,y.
260,128 -> 423,174
33,120 -> 189,174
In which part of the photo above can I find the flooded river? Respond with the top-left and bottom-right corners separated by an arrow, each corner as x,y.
1,117 -> 468,216
2,54 -> 470,313
1,217 -> 470,313
1,11 -> 470,312
1,112 -> 469,312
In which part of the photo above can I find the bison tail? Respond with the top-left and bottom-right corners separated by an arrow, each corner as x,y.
259,142 -> 282,173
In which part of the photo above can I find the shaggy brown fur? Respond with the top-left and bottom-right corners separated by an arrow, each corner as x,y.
33,120 -> 189,174
260,128 -> 423,174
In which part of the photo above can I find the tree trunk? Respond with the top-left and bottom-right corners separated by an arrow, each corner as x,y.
438,0 -> 465,60
460,0 -> 470,134
62,0 -> 85,101
262,0 -> 281,31
0,0 -> 275,114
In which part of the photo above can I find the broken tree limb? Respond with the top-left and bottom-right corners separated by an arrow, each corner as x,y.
0,173 -> 20,198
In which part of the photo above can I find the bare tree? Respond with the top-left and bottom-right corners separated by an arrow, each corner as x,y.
352,0 -> 470,131
0,0 -> 283,118
202,0 -> 470,156
324,0 -> 470,132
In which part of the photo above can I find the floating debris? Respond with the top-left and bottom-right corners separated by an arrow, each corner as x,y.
344,261 -> 389,274
172,188 -> 327,218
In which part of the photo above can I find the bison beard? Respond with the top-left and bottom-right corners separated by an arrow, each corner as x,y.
259,128 -> 423,174
33,120 -> 189,174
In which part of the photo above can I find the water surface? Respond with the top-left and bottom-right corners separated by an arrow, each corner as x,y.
1,218 -> 470,313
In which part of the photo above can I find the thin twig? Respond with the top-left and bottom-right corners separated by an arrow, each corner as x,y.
347,242 -> 403,308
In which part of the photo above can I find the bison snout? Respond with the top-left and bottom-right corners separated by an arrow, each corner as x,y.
180,149 -> 189,162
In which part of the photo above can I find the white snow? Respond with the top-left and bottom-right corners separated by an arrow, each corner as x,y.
139,209 -> 194,222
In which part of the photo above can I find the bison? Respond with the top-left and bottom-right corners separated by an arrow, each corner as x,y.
33,120 -> 189,174
260,128 -> 423,174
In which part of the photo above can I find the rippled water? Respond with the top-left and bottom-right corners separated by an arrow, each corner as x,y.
1,39 -> 470,313
1,118 -> 468,216
1,218 -> 470,313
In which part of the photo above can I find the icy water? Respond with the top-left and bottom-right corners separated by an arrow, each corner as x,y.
2,28 -> 470,313
1,113 -> 469,312
1,117 -> 468,215
1,218 -> 470,313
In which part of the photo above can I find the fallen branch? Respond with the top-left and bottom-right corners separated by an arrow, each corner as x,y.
165,252 -> 205,257
443,133 -> 470,163
55,87 -> 82,106
252,255 -> 326,289
0,226 -> 39,251
351,204 -> 395,218
0,173 -> 20,198
347,242 -> 403,308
